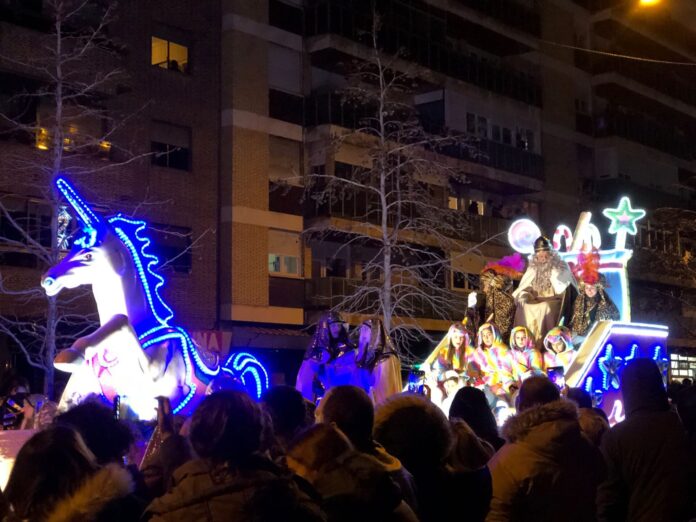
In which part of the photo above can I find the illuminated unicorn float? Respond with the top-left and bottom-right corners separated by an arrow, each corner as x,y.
41,177 -> 269,420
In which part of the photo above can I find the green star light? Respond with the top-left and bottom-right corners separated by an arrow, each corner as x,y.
602,197 -> 646,236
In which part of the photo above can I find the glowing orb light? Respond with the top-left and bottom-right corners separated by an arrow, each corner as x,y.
508,218 -> 541,254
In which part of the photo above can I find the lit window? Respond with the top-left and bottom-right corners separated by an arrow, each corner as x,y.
151,36 -> 189,73
269,254 -> 282,273
36,127 -> 49,150
284,256 -> 298,274
448,196 -> 459,210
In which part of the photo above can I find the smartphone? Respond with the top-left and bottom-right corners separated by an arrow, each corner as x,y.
547,366 -> 566,390
407,370 -> 426,395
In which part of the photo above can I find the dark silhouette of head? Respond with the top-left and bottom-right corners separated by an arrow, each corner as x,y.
54,399 -> 133,465
449,387 -> 502,449
622,358 -> 668,417
317,385 -> 374,452
567,387 -> 593,409
5,425 -> 97,520
190,390 -> 262,464
517,376 -> 560,412
261,385 -> 309,446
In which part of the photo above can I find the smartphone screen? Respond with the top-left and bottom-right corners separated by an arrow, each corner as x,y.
547,366 -> 566,390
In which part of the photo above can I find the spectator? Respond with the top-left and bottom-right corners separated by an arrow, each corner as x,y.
316,385 -> 417,510
4,425 -> 141,521
487,376 -> 604,521
449,419 -> 494,471
597,359 -> 694,522
449,387 -> 505,451
287,424 -> 417,522
54,399 -> 133,465
145,390 -> 325,521
262,385 -> 311,454
567,387 -> 609,446
676,384 -> 696,441
374,393 -> 491,522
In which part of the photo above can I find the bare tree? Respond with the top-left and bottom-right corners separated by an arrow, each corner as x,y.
304,15 -> 498,360
0,0 -> 145,396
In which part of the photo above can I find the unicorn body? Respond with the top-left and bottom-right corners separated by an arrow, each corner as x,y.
42,177 -> 268,419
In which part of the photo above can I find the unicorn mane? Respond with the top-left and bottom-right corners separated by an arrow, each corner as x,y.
107,214 -> 175,328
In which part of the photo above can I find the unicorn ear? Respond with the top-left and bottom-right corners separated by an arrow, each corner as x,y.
55,176 -> 101,229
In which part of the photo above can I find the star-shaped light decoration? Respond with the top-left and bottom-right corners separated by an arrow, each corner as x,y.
584,376 -> 604,407
602,197 -> 646,250
652,345 -> 669,385
598,344 -> 623,391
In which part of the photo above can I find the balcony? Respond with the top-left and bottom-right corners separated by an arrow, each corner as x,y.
306,276 -> 466,319
591,58 -> 696,110
451,0 -> 540,36
306,91 -> 544,179
306,0 -> 541,106
579,110 -> 694,161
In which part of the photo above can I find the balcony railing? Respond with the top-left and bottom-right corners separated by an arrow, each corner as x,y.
578,110 -> 695,161
306,92 -> 543,179
306,0 -> 541,106
591,58 -> 696,110
306,276 -> 466,319
452,0 -> 540,36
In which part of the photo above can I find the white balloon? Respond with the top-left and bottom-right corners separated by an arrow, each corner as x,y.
508,219 -> 542,254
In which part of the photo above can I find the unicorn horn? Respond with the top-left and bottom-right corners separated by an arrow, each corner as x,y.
55,176 -> 101,228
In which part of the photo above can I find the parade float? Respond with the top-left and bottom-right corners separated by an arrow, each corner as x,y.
41,177 -> 270,420
422,197 -> 669,425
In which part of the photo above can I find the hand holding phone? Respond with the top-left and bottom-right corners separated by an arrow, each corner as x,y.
546,366 -> 566,390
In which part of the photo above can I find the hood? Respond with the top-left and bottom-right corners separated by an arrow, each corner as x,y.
47,464 -> 134,522
622,358 -> 669,417
502,400 -> 579,451
369,443 -> 403,473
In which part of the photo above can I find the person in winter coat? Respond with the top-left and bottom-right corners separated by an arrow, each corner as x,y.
374,393 -> 491,522
316,385 -> 418,511
486,376 -> 605,522
4,425 -> 142,521
449,386 -> 505,451
597,358 -> 695,522
286,424 -> 418,522
145,390 -> 325,522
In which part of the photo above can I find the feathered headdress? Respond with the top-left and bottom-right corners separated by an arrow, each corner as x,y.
573,249 -> 602,287
482,252 -> 526,280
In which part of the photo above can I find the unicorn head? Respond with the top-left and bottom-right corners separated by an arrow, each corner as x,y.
41,178 -> 133,325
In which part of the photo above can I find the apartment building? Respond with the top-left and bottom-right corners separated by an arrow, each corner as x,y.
1,0 -> 695,385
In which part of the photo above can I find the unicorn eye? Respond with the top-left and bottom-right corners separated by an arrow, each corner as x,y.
84,253 -> 93,261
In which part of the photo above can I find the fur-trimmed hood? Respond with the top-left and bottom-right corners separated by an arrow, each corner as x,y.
47,464 -> 135,522
502,400 -> 579,445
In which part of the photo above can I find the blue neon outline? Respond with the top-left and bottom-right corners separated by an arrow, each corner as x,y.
55,177 -> 101,227
598,344 -> 623,391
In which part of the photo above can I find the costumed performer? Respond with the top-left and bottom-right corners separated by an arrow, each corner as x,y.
513,236 -> 576,346
354,318 -> 403,404
423,322 -> 476,405
508,325 -> 543,389
295,311 -> 352,402
468,253 -> 525,340
439,370 -> 463,417
570,250 -> 620,344
542,322 -> 576,371
474,321 -> 515,402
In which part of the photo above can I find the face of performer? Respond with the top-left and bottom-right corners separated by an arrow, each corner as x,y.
552,339 -> 566,354
357,324 -> 371,358
535,250 -> 550,264
584,285 -> 598,298
513,330 -> 528,350
328,320 -> 344,339
444,378 -> 460,396
451,329 -> 465,350
481,328 -> 494,348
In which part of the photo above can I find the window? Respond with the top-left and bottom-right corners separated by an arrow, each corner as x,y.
151,36 -> 189,73
269,0 -> 303,36
466,113 -> 476,134
269,90 -> 303,125
502,128 -> 512,145
492,125 -> 501,142
452,271 -> 479,291
150,224 -> 192,273
151,121 -> 191,171
477,116 -> 488,138
269,229 -> 302,277
448,196 -> 459,210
